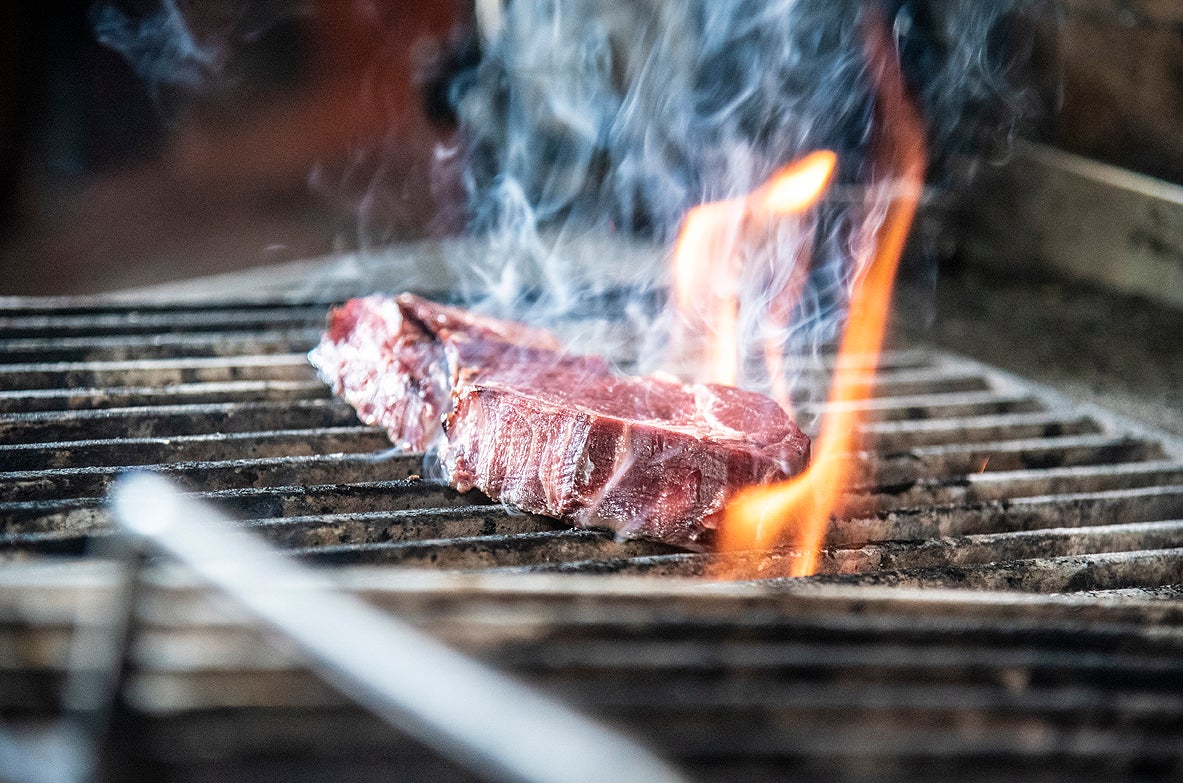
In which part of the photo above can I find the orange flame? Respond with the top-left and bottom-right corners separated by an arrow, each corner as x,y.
716,10 -> 928,578
672,150 -> 837,387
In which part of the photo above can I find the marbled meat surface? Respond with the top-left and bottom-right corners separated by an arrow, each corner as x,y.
310,294 -> 810,548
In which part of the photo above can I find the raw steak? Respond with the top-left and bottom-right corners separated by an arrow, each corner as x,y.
311,294 -> 810,548
308,293 -> 566,450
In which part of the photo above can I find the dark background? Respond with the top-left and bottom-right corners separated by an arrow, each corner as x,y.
0,0 -> 466,295
1,0 -> 1182,296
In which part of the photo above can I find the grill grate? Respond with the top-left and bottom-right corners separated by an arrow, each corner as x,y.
6,567 -> 1183,782
3,293 -> 1183,781
3,295 -> 1182,590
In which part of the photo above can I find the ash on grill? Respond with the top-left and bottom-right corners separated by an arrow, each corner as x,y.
3,294 -> 1183,782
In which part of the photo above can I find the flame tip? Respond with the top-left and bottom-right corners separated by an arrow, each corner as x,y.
712,13 -> 927,582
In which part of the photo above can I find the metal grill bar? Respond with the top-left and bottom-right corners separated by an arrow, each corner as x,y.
5,564 -> 1183,780
790,365 -> 993,399
495,516 -> 1183,578
861,434 -> 1167,486
0,427 -> 390,471
1,480 -> 486,540
0,399 -> 359,442
831,484 -> 1183,544
0,354 -> 313,390
800,390 -> 1044,422
0,380 -> 328,414
859,411 -> 1102,449
0,307 -> 327,338
858,460 -> 1183,509
1,505 -> 556,557
1,454 -> 423,503
0,330 -> 323,363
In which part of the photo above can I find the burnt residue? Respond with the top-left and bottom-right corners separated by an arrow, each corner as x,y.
897,264 -> 1183,438
803,548 -> 1183,594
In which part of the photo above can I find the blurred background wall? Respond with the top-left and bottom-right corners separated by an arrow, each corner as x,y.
0,0 -> 467,295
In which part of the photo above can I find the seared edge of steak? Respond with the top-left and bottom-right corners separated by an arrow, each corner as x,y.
441,378 -> 809,549
308,296 -> 449,452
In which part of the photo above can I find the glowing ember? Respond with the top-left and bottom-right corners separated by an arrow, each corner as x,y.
715,11 -> 928,578
672,150 -> 837,387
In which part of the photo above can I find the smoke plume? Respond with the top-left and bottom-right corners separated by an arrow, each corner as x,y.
446,0 -> 1043,394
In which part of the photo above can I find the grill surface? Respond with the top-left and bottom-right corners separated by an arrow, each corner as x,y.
3,293 -> 1183,781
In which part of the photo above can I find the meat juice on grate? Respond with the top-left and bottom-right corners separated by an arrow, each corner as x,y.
309,293 -> 810,548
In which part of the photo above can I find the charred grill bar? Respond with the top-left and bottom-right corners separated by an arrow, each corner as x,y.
2,292 -> 1183,780
8,567 -> 1183,782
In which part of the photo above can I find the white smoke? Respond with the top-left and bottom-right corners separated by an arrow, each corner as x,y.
90,0 -> 227,101
446,0 -> 1040,400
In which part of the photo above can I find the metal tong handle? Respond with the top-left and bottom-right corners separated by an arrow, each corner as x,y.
105,473 -> 684,783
